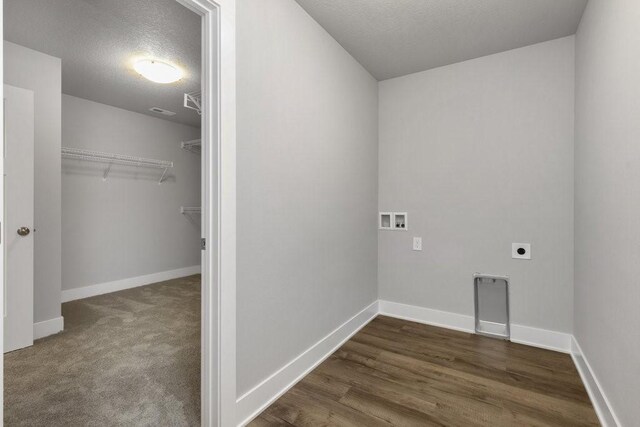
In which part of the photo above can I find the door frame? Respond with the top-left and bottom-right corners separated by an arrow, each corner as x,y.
0,5 -> 5,422
0,0 -> 237,425
174,0 -> 237,425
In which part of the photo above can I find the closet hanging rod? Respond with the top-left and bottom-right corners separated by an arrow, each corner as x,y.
61,147 -> 173,184
181,206 -> 201,214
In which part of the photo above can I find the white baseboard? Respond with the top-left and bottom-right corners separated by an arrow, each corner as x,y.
378,300 -> 475,333
510,323 -> 571,353
379,299 -> 571,353
34,316 -> 64,340
570,337 -> 620,427
235,300 -> 584,425
61,265 -> 201,303
235,300 -> 379,426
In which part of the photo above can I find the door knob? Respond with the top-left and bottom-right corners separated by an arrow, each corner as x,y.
17,227 -> 30,236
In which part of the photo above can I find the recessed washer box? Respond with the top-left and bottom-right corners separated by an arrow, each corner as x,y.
379,212 -> 393,230
393,212 -> 408,230
512,243 -> 531,260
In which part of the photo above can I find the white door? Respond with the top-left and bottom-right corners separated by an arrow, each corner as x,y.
3,84 -> 35,353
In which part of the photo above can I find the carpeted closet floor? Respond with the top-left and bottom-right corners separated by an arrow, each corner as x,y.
4,275 -> 201,426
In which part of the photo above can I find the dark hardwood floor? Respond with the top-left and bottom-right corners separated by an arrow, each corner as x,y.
249,316 -> 599,426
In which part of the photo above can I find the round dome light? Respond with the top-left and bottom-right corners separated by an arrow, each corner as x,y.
134,59 -> 182,84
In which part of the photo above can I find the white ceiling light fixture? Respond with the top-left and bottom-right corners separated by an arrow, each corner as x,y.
134,59 -> 182,84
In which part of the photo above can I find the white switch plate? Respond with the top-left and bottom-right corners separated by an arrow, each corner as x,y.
512,243 -> 531,260
413,237 -> 422,251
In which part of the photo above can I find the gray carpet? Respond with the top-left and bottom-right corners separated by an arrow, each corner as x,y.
4,275 -> 201,426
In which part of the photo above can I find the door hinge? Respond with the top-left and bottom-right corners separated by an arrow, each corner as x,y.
201,238 -> 206,250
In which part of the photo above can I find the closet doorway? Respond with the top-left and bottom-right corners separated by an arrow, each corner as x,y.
0,0 -> 234,424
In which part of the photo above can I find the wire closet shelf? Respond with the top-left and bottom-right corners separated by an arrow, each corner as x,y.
61,147 -> 173,184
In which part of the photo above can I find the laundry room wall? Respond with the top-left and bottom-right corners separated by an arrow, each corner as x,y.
236,0 -> 379,400
378,36 -> 576,334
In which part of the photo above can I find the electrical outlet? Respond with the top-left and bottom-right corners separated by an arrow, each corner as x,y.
413,237 -> 422,251
512,243 -> 531,260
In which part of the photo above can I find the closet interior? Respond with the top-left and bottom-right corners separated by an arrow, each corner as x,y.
2,0 -> 206,424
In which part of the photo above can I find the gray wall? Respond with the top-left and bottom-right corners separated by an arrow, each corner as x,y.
62,95 -> 201,290
236,0 -> 379,396
378,37 -> 575,333
575,0 -> 640,424
4,41 -> 62,324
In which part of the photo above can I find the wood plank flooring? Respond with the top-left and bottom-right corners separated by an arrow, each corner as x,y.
249,316 -> 599,426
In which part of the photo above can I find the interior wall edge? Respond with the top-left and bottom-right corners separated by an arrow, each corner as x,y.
61,265 -> 201,303
570,336 -> 621,427
573,0 -> 639,423
235,300 -> 379,427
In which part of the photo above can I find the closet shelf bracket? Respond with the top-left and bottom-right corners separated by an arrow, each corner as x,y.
181,139 -> 201,154
181,206 -> 202,214
158,167 -> 170,184
184,91 -> 201,115
103,163 -> 113,181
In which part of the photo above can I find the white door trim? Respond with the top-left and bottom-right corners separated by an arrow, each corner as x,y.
174,0 -> 236,425
0,0 -> 236,426
0,4 -> 5,421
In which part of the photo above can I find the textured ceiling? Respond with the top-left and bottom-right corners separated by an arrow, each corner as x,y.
5,0 -> 201,127
295,0 -> 588,81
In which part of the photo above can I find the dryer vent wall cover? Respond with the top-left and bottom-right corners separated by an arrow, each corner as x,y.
474,274 -> 510,340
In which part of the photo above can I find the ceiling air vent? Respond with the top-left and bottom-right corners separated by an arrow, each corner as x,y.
149,107 -> 176,116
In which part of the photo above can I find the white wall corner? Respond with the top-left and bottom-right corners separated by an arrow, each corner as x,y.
61,265 -> 201,303
235,300 -> 379,426
33,316 -> 64,340
570,336 -> 621,427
